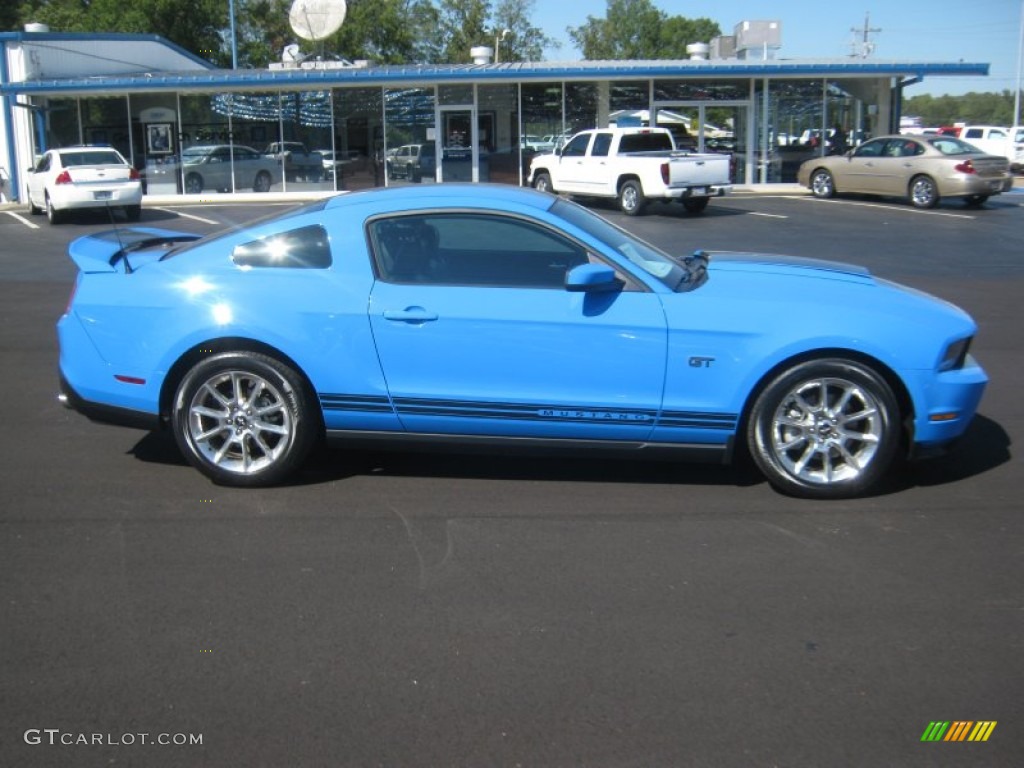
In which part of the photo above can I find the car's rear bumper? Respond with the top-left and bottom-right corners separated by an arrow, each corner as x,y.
942,174 -> 1014,197
50,183 -> 143,210
59,371 -> 161,430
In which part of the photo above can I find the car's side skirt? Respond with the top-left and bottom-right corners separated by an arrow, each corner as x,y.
324,429 -> 734,464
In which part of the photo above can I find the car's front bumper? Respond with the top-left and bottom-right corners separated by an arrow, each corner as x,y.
907,355 -> 988,454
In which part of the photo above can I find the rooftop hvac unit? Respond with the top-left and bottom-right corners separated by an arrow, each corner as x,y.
710,35 -> 736,59
734,20 -> 781,59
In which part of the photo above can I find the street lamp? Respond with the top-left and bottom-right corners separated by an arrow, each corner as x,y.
495,28 -> 510,63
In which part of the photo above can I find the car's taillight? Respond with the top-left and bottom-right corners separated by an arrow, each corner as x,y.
54,170 -> 72,184
660,162 -> 670,185
129,168 -> 141,180
953,159 -> 976,175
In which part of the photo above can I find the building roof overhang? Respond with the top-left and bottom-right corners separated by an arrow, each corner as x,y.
1,47 -> 991,97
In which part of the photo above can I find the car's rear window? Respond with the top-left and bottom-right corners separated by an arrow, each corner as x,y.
60,151 -> 124,166
619,133 -> 674,153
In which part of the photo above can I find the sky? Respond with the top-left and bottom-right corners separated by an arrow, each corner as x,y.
532,0 -> 1023,97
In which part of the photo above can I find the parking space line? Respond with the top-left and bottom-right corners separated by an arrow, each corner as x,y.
796,197 -> 976,219
749,212 -> 788,219
3,210 -> 40,229
152,207 -> 220,225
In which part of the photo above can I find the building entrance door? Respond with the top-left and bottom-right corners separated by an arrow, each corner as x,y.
438,106 -> 477,182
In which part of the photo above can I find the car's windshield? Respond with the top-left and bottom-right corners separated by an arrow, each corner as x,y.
551,199 -> 702,291
60,150 -> 124,166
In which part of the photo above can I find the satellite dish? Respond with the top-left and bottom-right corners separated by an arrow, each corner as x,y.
288,0 -> 347,42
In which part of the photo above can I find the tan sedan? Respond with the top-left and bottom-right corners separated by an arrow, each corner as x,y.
797,134 -> 1013,208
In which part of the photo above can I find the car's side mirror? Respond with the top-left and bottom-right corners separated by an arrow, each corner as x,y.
565,263 -> 623,293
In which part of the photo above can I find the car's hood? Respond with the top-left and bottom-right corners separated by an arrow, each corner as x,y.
707,252 -> 874,285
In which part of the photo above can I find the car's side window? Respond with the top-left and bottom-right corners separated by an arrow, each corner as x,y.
562,134 -> 590,157
231,225 -> 332,269
854,140 -> 885,158
370,213 -> 596,288
591,133 -> 613,157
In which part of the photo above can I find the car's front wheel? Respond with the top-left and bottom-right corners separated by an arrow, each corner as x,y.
618,179 -> 646,216
172,352 -> 318,487
532,171 -> 553,193
810,169 -> 836,199
909,175 -> 940,209
746,358 -> 900,499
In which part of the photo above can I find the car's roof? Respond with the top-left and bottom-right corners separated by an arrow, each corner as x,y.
322,183 -> 557,214
53,145 -> 122,154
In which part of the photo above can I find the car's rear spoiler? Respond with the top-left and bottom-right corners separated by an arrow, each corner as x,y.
67,227 -> 201,273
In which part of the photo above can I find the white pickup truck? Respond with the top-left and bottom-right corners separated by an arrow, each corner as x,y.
527,127 -> 732,215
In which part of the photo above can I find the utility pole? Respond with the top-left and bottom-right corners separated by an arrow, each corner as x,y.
849,12 -> 881,59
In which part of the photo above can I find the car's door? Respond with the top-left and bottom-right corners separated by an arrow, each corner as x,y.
874,137 -> 926,196
366,211 -> 668,441
841,138 -> 887,193
552,133 -> 593,193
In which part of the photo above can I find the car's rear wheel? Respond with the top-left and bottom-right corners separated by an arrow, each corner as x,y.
618,179 -> 646,216
124,204 -> 141,222
253,171 -> 272,193
682,197 -> 710,214
532,171 -> 553,193
45,194 -> 63,224
909,175 -> 940,209
184,173 -> 204,194
963,194 -> 988,207
747,358 -> 900,499
172,352 -> 317,487
810,169 -> 836,199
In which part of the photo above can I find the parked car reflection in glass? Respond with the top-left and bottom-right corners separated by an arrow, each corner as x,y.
147,145 -> 279,194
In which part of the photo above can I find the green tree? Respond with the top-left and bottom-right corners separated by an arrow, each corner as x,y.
17,0 -> 228,64
491,0 -> 553,62
903,90 -> 1019,127
568,0 -> 719,59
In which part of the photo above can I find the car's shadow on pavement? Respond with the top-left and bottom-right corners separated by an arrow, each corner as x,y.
126,412 -> 1010,496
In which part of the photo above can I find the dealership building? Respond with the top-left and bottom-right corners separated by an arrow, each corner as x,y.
0,24 -> 990,203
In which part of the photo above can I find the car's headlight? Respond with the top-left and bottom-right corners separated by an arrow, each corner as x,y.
939,337 -> 972,371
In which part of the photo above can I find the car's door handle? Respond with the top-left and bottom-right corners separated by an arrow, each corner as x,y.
382,307 -> 438,323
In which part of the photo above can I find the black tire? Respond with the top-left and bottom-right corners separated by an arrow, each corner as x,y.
253,171 -> 272,193
532,171 -> 553,193
45,195 -> 63,224
172,352 -> 318,487
184,173 -> 204,194
810,168 -> 836,199
682,197 -> 710,214
963,194 -> 988,207
909,175 -> 940,209
618,179 -> 646,216
746,358 -> 900,499
124,204 -> 141,222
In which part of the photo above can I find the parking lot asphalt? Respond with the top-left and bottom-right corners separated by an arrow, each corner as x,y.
1,189 -> 1022,767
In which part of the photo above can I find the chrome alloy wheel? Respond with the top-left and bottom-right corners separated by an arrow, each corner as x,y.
810,169 -> 835,198
769,377 -> 883,485
186,369 -> 293,475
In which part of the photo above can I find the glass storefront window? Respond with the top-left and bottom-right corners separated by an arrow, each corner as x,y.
80,97 -> 131,159
565,82 -> 598,135
384,87 -> 436,185
654,80 -> 749,102
478,84 -> 518,184
609,81 -> 648,117
332,87 -> 384,190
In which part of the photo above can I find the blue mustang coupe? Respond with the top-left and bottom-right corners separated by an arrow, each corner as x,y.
57,185 -> 987,498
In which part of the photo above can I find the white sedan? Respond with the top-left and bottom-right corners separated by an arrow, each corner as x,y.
26,146 -> 143,224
